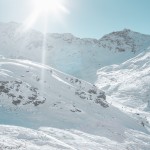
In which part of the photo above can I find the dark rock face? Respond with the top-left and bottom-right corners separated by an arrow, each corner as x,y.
99,29 -> 137,52
0,63 -> 108,109
0,81 -> 46,106
0,73 -> 108,109
75,89 -> 108,108
66,77 -> 108,108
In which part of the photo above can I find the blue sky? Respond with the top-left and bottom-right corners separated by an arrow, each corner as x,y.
0,0 -> 150,38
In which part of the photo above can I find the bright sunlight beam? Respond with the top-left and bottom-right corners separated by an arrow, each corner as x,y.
33,0 -> 69,15
23,0 -> 69,30
22,0 -> 70,94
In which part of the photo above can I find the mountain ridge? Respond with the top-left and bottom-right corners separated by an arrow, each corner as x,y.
0,56 -> 149,149
0,22 -> 150,149
1,22 -> 150,82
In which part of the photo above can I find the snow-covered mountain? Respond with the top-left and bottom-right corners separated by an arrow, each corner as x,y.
0,22 -> 150,149
96,48 -> 150,135
0,57 -> 150,149
99,29 -> 150,53
1,22 -> 150,82
0,57 -> 108,126
96,48 -> 150,111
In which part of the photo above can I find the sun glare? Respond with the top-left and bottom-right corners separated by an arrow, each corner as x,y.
23,0 -> 69,30
21,0 -> 70,92
33,0 -> 69,15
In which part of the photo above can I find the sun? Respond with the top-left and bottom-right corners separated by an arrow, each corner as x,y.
23,0 -> 69,30
32,0 -> 69,16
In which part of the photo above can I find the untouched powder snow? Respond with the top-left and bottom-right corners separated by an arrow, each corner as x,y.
0,57 -> 149,149
1,22 -> 150,82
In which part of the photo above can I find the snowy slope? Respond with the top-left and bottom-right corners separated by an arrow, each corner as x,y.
0,57 -> 150,149
1,22 -> 150,82
96,48 -> 150,133
96,48 -> 150,110
0,57 -> 108,128
0,125 -> 150,150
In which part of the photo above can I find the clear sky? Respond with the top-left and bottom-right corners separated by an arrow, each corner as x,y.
0,0 -> 150,38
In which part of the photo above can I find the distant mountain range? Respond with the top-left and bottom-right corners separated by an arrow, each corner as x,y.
1,22 -> 150,82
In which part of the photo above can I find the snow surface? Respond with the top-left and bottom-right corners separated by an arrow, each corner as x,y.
0,125 -> 150,150
96,48 -> 150,134
0,57 -> 149,149
0,22 -> 150,149
1,22 -> 150,82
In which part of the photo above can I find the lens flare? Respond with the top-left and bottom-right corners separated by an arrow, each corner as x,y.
22,0 -> 69,93
23,0 -> 69,30
34,0 -> 69,15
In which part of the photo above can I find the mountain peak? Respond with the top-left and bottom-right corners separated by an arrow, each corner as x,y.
99,28 -> 150,52
0,21 -> 150,82
122,28 -> 131,32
